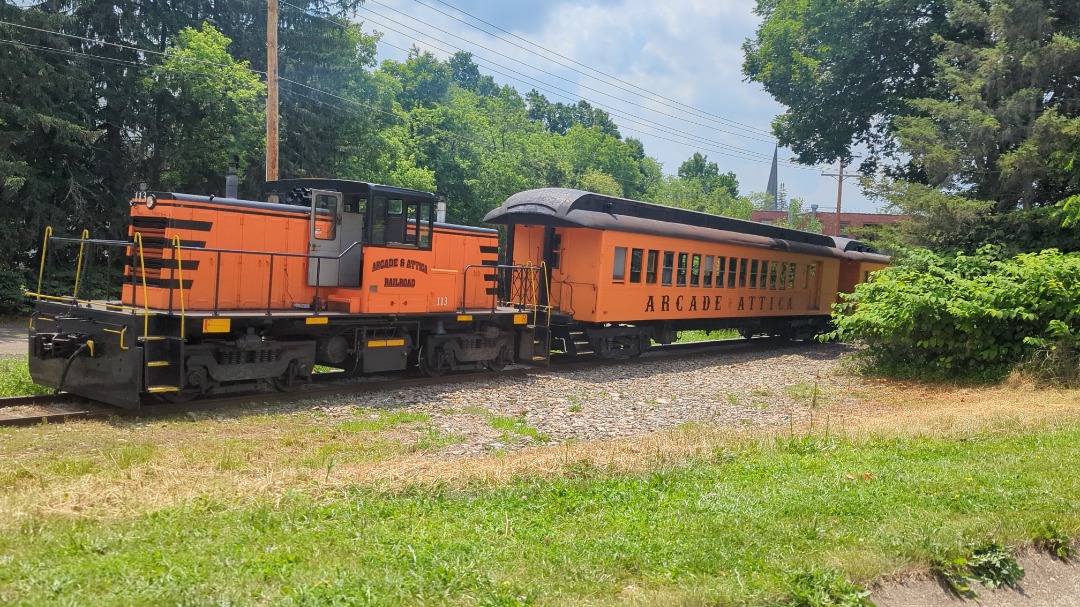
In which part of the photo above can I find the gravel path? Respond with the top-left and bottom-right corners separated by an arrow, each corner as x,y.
297,342 -> 863,456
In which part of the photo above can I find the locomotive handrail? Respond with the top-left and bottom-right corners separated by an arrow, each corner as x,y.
30,231 -> 363,318
72,229 -> 90,298
134,232 -> 150,338
171,235 -> 186,338
34,226 -> 52,302
460,263 -> 552,327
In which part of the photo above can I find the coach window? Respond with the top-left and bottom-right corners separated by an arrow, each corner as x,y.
662,252 -> 674,286
630,249 -> 643,283
738,258 -> 748,287
749,259 -> 759,288
646,250 -> 659,284
716,256 -> 726,288
612,247 -> 627,282
759,260 -> 769,289
788,263 -> 797,288
677,253 -> 688,286
691,254 -> 701,286
703,256 -> 714,287
779,261 -> 788,290
728,257 -> 738,288
769,262 -> 779,289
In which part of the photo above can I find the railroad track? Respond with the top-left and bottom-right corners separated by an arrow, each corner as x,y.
0,336 -> 793,427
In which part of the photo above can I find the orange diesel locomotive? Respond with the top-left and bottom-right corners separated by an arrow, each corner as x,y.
484,188 -> 889,357
29,179 -> 546,407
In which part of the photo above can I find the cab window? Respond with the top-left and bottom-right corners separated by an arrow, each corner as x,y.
369,195 -> 434,250
313,193 -> 338,241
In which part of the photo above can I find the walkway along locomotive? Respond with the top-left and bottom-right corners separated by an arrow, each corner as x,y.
26,180 -> 888,407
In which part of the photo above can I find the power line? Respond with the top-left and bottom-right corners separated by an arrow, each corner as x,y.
360,1 -> 776,145
411,0 -> 776,138
278,3 -> 813,171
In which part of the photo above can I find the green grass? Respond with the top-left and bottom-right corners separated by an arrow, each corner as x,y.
1,422 -> 1078,606
674,329 -> 740,343
489,414 -> 550,445
0,357 -> 50,397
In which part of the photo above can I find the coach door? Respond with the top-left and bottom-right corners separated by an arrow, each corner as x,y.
806,261 -> 822,309
309,190 -> 343,287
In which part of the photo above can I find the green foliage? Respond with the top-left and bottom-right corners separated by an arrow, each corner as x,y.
743,0 -> 949,166
778,569 -> 873,607
0,357 -> 51,397
934,542 -> 1025,599
142,23 -> 264,193
1034,523 -> 1073,561
768,197 -> 824,233
677,152 -> 740,198
746,0 -> 1080,212
828,247 -> 1080,380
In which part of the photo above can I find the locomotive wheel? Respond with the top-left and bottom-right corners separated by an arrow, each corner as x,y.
418,346 -> 448,377
484,347 -> 511,372
272,361 -> 309,392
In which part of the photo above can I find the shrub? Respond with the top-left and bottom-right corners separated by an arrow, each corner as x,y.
827,247 -> 1080,381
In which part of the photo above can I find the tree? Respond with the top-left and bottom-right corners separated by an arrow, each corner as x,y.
0,3 -> 98,313
744,0 -> 1080,214
525,91 -> 621,138
676,152 -> 739,198
743,0 -> 951,168
893,1 -> 1080,210
141,24 -> 264,194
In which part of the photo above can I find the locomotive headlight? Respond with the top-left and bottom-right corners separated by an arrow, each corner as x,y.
145,194 -> 156,210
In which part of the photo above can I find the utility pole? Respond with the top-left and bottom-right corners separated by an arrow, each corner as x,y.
822,159 -> 856,237
266,0 -> 279,182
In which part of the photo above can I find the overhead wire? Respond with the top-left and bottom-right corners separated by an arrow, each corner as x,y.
359,0 -> 777,146
280,3 -> 804,169
416,0 -> 776,138
3,11 -> 816,188
317,5 -> 811,170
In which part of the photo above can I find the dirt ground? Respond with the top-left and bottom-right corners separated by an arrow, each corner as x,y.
1,320 -> 1075,604
871,551 -> 1078,606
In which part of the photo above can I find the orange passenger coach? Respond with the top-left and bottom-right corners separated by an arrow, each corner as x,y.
485,188 -> 888,357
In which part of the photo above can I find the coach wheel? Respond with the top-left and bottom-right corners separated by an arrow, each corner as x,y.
738,327 -> 756,340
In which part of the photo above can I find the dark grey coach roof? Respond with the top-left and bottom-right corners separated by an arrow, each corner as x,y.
484,188 -> 890,262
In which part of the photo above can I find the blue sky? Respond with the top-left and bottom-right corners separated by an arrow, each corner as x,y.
355,0 -> 879,213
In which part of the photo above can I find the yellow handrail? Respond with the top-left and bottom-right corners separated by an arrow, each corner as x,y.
72,229 -> 90,298
134,232 -> 150,338
103,326 -> 129,350
35,226 -> 52,301
171,235 -> 186,338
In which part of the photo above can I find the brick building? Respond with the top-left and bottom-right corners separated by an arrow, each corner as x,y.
751,209 -> 910,237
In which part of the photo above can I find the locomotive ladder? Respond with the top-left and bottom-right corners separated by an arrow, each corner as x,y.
132,233 -> 187,396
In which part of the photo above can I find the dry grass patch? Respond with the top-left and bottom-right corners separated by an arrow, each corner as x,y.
2,379 -> 1079,527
